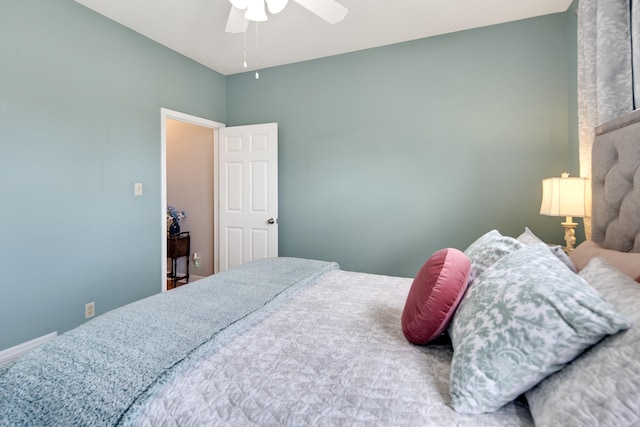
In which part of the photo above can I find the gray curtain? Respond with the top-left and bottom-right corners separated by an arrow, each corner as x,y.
578,0 -> 640,238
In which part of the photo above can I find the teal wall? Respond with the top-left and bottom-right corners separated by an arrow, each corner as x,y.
0,1 -> 576,351
0,0 -> 226,350
227,13 -> 577,277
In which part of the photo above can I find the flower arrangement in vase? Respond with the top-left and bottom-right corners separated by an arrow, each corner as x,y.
166,205 -> 186,236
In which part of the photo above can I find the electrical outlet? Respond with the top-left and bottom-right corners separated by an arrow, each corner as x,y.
85,302 -> 95,319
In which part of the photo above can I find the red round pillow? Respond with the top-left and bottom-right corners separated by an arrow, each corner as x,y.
401,248 -> 471,344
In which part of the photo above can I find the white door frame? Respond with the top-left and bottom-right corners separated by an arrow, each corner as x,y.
160,108 -> 225,291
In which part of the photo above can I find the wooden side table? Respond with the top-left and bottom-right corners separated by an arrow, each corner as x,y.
167,231 -> 190,288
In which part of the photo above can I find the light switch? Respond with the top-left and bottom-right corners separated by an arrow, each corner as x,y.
134,182 -> 143,196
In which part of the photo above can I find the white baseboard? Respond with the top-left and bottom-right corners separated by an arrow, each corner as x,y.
0,332 -> 57,366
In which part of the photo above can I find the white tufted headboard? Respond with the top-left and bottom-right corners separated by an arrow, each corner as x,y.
592,109 -> 640,253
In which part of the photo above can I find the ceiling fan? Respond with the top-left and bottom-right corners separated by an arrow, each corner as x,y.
225,0 -> 348,33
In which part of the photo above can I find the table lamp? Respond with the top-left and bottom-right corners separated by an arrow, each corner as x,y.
540,172 -> 587,253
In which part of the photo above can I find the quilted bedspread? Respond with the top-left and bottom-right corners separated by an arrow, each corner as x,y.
0,257 -> 338,426
129,270 -> 533,426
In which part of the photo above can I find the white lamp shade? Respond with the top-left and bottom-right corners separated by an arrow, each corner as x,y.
540,175 -> 587,218
266,0 -> 288,14
245,0 -> 268,21
230,0 -> 249,10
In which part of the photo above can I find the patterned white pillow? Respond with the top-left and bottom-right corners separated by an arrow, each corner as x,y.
463,229 -> 523,283
449,244 -> 630,414
526,257 -> 640,426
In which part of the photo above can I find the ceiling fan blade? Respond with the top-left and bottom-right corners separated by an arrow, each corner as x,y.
225,6 -> 249,33
266,0 -> 288,15
293,0 -> 348,24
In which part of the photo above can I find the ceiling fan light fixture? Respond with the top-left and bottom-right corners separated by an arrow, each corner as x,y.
245,0 -> 268,22
229,0 -> 249,10
265,0 -> 288,14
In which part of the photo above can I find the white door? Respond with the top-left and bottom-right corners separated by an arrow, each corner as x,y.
219,123 -> 278,271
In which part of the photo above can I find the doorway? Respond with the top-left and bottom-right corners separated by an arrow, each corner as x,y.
161,108 -> 224,292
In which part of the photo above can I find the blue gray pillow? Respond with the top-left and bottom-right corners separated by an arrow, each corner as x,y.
517,227 -> 577,273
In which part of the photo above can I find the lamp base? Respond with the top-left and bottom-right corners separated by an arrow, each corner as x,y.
561,220 -> 578,253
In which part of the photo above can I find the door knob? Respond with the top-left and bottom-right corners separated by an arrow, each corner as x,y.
267,218 -> 278,224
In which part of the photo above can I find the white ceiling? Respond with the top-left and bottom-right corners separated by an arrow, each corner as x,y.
74,0 -> 573,76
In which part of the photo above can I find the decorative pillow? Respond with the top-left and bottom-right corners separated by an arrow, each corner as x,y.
463,230 -> 523,283
515,226 -> 544,245
570,239 -> 640,282
517,227 -> 577,273
401,248 -> 470,344
448,244 -> 630,414
526,257 -> 640,426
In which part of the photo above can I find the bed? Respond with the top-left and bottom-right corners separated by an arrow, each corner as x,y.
1,110 -> 639,426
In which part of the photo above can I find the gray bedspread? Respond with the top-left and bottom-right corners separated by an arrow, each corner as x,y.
0,257 -> 338,426
131,270 -> 533,426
